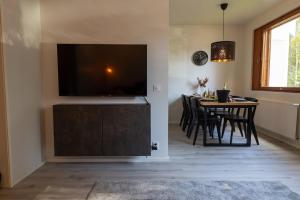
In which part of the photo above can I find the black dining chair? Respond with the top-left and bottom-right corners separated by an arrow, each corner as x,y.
182,95 -> 192,132
217,95 -> 245,137
186,97 -> 199,138
189,97 -> 222,145
187,96 -> 210,138
221,97 -> 259,145
179,94 -> 187,127
186,96 -> 195,136
212,95 -> 243,118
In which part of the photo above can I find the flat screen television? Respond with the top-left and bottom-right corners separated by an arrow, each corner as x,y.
57,44 -> 147,96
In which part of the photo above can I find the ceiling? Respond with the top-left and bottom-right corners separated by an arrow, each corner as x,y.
170,0 -> 284,25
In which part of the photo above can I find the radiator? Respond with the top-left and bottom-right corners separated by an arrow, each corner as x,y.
255,99 -> 300,140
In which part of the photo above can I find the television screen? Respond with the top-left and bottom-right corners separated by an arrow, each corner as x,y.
57,44 -> 147,96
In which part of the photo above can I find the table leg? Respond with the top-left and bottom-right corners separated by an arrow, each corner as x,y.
251,120 -> 259,145
246,107 -> 253,146
203,107 -> 208,146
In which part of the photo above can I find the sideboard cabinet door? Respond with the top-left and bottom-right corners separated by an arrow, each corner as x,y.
53,106 -> 102,156
102,105 -> 151,156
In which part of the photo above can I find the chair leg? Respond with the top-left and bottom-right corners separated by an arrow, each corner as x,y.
209,123 -> 214,139
179,110 -> 185,126
217,122 -> 222,144
186,116 -> 193,136
182,113 -> 190,131
193,121 -> 200,136
187,123 -> 192,137
237,122 -> 244,137
243,122 -> 247,137
229,120 -> 235,132
201,123 -> 207,143
229,121 -> 234,144
212,123 -> 216,138
188,123 -> 195,138
193,122 -> 200,145
222,119 -> 227,138
251,123 -> 260,145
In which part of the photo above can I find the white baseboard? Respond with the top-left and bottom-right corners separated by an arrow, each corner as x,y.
257,126 -> 300,149
47,156 -> 170,163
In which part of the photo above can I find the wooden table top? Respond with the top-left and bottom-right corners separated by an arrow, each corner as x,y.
199,100 -> 259,107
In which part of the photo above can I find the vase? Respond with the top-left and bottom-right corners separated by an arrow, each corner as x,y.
217,90 -> 230,102
197,86 -> 205,96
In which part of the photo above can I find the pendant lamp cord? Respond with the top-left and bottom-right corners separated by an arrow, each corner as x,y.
223,9 -> 225,40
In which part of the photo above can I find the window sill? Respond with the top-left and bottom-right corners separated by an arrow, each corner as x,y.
252,87 -> 300,93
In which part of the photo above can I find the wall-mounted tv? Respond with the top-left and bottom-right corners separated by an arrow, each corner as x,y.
57,44 -> 147,96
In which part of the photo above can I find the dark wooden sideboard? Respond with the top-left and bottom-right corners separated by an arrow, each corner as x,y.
53,103 -> 151,156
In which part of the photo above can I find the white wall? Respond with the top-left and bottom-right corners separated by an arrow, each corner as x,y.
1,0 -> 43,186
40,0 -> 169,160
169,25 -> 244,124
242,0 -> 300,103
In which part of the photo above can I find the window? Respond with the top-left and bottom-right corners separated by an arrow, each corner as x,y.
252,6 -> 300,92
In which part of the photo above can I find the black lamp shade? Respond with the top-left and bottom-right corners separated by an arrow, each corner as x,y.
211,41 -> 235,62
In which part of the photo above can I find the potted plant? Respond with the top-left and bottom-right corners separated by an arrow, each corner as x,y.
197,77 -> 208,96
217,83 -> 230,102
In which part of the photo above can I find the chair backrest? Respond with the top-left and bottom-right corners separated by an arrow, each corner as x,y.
194,97 -> 205,118
230,95 -> 244,115
231,95 -> 243,98
244,97 -> 258,118
181,94 -> 187,111
244,97 -> 258,102
185,95 -> 192,114
190,97 -> 199,119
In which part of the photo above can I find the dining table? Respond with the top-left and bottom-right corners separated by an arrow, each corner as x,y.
199,100 -> 259,147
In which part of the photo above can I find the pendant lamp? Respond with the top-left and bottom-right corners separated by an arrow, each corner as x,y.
211,3 -> 235,62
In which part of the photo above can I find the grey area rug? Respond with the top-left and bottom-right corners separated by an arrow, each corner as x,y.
35,179 -> 300,200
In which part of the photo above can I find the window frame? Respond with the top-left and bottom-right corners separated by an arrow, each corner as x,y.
252,6 -> 300,93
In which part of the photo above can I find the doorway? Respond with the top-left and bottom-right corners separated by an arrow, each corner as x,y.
0,8 -> 11,188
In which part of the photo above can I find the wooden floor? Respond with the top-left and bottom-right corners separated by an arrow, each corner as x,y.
1,124 -> 300,199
